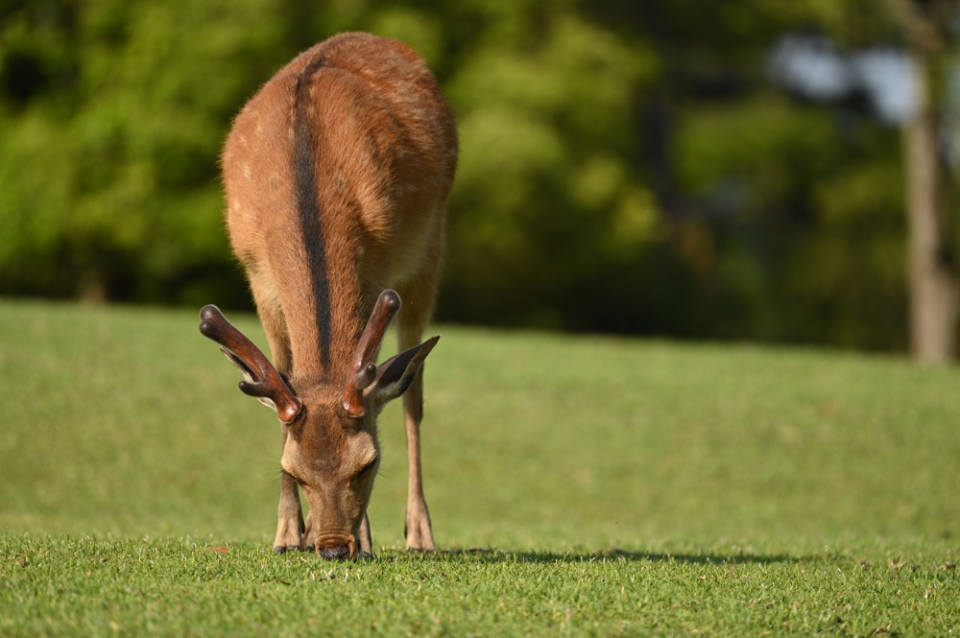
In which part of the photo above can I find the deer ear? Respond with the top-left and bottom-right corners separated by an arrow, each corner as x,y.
365,335 -> 439,406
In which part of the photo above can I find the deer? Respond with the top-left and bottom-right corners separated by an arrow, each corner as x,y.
197,33 -> 457,560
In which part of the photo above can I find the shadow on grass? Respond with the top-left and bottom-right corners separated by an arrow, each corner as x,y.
406,547 -> 810,565
234,543 -> 810,566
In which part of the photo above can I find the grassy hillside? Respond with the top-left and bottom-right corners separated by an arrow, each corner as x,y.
1,299 -> 958,635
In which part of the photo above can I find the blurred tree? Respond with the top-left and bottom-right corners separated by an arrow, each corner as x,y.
0,0 -> 292,306
585,1 -> 913,347
893,0 -> 960,363
793,0 -> 960,361
436,1 -> 661,331
0,0 -> 952,357
635,0 -> 957,356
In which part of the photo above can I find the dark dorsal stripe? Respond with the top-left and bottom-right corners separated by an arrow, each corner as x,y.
293,57 -> 332,371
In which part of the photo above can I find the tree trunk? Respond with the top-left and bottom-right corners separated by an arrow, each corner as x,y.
904,51 -> 958,363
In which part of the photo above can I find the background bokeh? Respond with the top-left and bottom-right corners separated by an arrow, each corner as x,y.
2,0 -> 958,357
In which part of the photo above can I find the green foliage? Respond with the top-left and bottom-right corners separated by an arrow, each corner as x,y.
0,0 -> 291,305
0,1 -> 948,351
1,301 -> 959,635
442,8 -> 659,330
678,96 -> 838,205
675,93 -> 910,348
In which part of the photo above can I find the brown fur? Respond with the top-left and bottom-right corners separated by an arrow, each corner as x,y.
216,33 -> 456,558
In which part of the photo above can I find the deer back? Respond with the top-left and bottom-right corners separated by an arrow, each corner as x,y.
221,33 -> 457,382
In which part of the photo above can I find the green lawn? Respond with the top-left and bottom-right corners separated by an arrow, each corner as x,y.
1,299 -> 958,636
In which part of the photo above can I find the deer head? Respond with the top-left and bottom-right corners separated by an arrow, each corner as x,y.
199,290 -> 438,559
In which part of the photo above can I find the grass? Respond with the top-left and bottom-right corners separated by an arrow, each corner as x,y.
0,298 -> 958,636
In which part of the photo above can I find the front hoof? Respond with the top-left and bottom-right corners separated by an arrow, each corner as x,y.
274,516 -> 304,552
404,515 -> 437,552
272,544 -> 303,554
406,546 -> 437,554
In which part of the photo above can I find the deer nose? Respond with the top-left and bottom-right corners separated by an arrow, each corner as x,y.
317,544 -> 351,561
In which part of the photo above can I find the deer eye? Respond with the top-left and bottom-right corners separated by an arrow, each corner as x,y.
356,457 -> 379,479
285,470 -> 305,486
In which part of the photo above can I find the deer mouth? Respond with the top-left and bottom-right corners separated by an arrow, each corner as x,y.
315,534 -> 357,560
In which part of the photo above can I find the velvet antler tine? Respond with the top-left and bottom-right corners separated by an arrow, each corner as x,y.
352,290 -> 402,370
354,362 -> 379,391
199,305 -> 302,423
341,290 -> 402,417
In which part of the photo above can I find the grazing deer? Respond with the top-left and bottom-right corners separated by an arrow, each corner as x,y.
198,33 -> 457,560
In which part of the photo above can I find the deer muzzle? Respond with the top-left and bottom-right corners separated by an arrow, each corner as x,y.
316,534 -> 357,561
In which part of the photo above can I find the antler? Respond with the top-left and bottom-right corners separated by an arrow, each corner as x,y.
340,290 -> 402,417
199,305 -> 302,423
